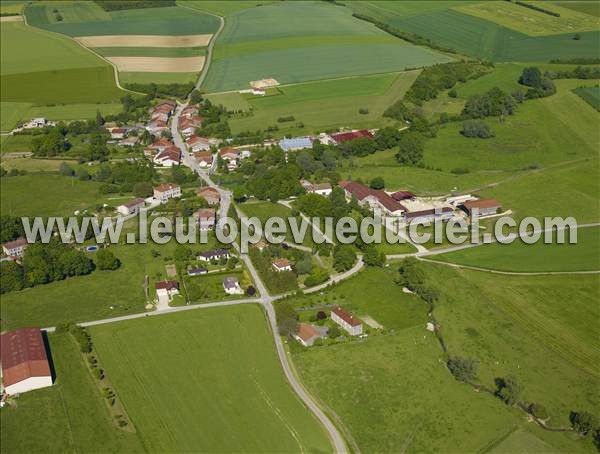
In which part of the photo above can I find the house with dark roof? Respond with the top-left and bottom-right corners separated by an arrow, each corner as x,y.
187,267 -> 208,276
223,276 -> 244,295
331,306 -> 362,336
197,248 -> 231,262
0,328 -> 52,395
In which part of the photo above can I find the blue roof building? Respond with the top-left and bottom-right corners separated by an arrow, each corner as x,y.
278,137 -> 312,151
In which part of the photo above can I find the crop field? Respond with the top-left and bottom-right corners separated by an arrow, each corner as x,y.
421,263 -> 599,425
119,71 -> 199,85
573,85 -> 600,110
25,4 -> 220,37
456,1 -> 599,36
0,1 -> 24,15
181,0 -> 277,16
220,71 -> 420,135
430,226 -> 600,272
0,102 -> 31,131
553,1 -> 600,17
89,305 -> 331,452
345,2 -> 600,62
1,333 -> 144,452
203,2 -> 452,92
94,46 -> 206,58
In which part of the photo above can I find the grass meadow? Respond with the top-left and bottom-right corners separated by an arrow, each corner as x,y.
0,332 -> 144,452
430,226 -> 600,272
89,305 -> 332,452
421,263 -> 599,428
574,85 -> 600,111
203,1 -> 452,92
218,71 -> 420,136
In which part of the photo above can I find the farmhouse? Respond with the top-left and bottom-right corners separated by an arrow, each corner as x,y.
108,127 -> 126,140
294,323 -> 322,347
153,183 -> 181,203
0,328 -> 53,395
331,129 -> 373,144
120,136 -> 139,147
391,191 -> 415,202
331,306 -> 363,336
198,248 -> 231,262
153,147 -> 181,167
272,258 -> 292,272
147,137 -> 173,153
339,181 -> 405,217
150,101 -> 175,121
180,116 -> 203,137
301,180 -> 332,196
155,280 -> 179,300
196,186 -> 220,205
194,151 -> 214,168
219,147 -> 240,170
2,238 -> 29,259
147,119 -> 169,134
194,208 -> 216,230
186,135 -> 211,152
252,87 -> 266,96
463,199 -> 501,217
279,137 -> 312,151
187,267 -> 208,276
117,198 -> 145,216
223,276 -> 244,295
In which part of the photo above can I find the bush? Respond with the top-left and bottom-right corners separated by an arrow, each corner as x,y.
328,324 -> 341,339
358,108 -> 369,115
570,411 -> 598,435
527,403 -> 549,420
447,357 -> 478,382
461,120 -> 494,138
96,249 -> 120,270
277,115 -> 295,123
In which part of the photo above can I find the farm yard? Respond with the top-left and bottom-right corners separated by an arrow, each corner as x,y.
89,305 -> 332,452
202,1 -> 453,92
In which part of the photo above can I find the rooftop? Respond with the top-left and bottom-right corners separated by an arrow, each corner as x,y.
332,306 -> 362,327
0,328 -> 51,387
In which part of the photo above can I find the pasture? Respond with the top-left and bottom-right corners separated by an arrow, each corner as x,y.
0,333 -> 143,452
421,262 -> 600,424
431,226 -> 600,272
553,1 -> 600,17
0,102 -> 31,131
181,0 -> 277,16
345,2 -> 600,62
89,305 -> 332,452
222,71 -> 420,135
203,1 -> 451,92
456,1 -> 599,36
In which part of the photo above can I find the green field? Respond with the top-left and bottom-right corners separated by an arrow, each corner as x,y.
1,332 -> 144,452
119,71 -> 198,85
553,1 -> 600,17
345,1 -> 600,62
421,262 -> 600,420
0,101 -> 31,131
573,85 -> 600,111
94,46 -> 206,58
25,4 -> 220,36
181,0 -> 277,16
217,71 -> 420,135
203,2 -> 452,92
456,1 -> 599,36
89,305 -> 332,452
431,226 -> 600,272
183,269 -> 253,302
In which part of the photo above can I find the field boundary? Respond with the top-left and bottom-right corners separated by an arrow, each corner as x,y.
418,257 -> 600,275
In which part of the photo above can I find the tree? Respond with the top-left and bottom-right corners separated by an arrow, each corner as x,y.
374,127 -> 402,149
527,403 -> 549,420
495,375 -> 523,406
570,411 -> 598,435
0,215 -> 24,243
246,285 -> 256,296
395,132 -> 424,166
76,168 -> 90,181
96,249 -> 120,270
59,250 -> 94,276
328,325 -> 341,339
59,162 -> 75,176
369,176 -> 385,190
0,261 -> 25,293
333,245 -> 356,272
171,166 -> 187,185
461,120 -> 494,138
447,357 -> 478,382
573,33 -> 581,40
276,302 -> 298,338
133,182 -> 153,198
362,244 -> 386,267
95,110 -> 105,127
190,90 -> 203,104
519,67 -> 543,88
295,254 -> 313,275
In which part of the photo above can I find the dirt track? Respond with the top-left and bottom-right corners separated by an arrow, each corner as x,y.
105,56 -> 205,72
75,34 -> 212,48
0,15 -> 22,22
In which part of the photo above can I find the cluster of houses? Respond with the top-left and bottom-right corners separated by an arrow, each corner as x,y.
294,306 -> 364,347
11,117 -> 56,134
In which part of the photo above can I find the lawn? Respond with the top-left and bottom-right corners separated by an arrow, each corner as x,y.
183,269 -> 253,303
573,85 -> 600,111
89,305 -> 332,452
25,4 -> 220,36
0,174 -> 107,217
24,102 -> 123,121
202,1 -> 452,92
221,71 -> 420,136
345,2 -> 600,62
431,226 -> 600,272
420,262 -> 600,428
456,1 -> 599,36
0,332 -> 144,452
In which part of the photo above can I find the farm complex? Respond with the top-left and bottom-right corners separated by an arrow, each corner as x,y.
1,1 -> 599,453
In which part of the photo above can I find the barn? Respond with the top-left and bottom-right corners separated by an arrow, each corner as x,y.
1,328 -> 53,395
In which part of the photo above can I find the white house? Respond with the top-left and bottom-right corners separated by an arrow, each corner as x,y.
155,280 -> 179,300
223,276 -> 244,295
2,238 -> 29,258
1,328 -> 53,395
153,147 -> 181,167
302,180 -> 332,196
108,128 -> 126,140
117,198 -> 145,216
331,306 -> 362,336
272,258 -> 292,272
197,248 -> 230,262
153,183 -> 181,203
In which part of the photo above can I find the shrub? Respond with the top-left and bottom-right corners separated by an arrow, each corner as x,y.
570,411 -> 598,435
527,403 -> 549,420
358,108 -> 369,115
447,357 -> 478,382
461,120 -> 495,138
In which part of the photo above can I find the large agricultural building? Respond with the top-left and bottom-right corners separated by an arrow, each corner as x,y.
1,328 -> 53,396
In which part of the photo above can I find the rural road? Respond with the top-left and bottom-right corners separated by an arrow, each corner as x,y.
187,7 -> 225,91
